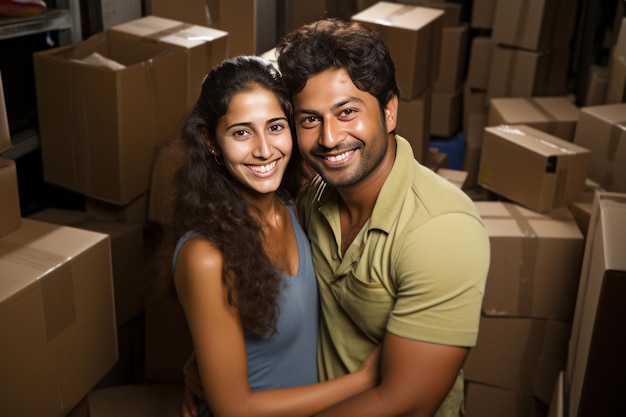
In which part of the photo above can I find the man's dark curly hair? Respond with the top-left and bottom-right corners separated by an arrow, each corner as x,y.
160,56 -> 302,338
276,19 -> 400,109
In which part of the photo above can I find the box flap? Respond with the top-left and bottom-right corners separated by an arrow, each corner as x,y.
352,1 -> 444,31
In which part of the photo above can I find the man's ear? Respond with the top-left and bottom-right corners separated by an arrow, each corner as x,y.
384,95 -> 398,133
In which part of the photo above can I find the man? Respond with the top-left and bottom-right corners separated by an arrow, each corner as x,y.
183,19 -> 490,417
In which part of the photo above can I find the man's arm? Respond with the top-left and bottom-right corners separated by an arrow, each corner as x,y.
314,331 -> 467,417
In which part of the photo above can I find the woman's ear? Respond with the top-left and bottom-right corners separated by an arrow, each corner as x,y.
201,127 -> 220,156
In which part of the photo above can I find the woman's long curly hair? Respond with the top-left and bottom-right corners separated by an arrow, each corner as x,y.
160,56 -> 301,338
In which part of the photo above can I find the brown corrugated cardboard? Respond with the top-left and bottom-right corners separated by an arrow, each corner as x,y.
110,15 -> 229,107
606,53 -> 626,104
491,0 -> 576,52
85,193 -> 149,225
470,0 -> 496,29
0,72 -> 10,153
391,0 -> 461,27
479,125 -> 590,213
148,139 -> 182,225
566,191 -> 626,417
547,371 -> 565,417
0,219 -> 117,417
433,24 -> 468,94
352,2 -> 444,99
396,89 -> 431,163
583,65 -> 609,106
488,96 -> 580,141
208,0 -> 256,56
476,201 -> 585,321
573,103 -> 626,193
464,316 -> 570,402
34,30 -> 190,205
466,36 -> 494,91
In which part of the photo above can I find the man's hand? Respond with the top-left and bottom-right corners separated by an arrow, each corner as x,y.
179,351 -> 205,417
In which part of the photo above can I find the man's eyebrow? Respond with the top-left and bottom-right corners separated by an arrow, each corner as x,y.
296,97 -> 365,115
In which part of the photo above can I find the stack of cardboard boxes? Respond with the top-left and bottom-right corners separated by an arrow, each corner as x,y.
1,0 -> 625,416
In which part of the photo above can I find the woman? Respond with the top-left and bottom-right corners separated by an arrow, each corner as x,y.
162,56 -> 378,417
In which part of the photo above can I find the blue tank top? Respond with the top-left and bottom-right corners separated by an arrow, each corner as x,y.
172,205 -> 319,392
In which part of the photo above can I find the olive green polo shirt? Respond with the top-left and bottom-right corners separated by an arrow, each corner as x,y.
299,135 -> 490,415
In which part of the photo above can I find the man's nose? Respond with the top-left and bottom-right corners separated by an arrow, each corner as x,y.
320,118 -> 343,148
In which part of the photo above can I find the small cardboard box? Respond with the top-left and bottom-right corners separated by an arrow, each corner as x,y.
488,96 -> 580,141
566,191 -> 626,417
0,158 -> 20,238
110,15 -> 229,107
396,89 -> 431,163
573,103 -> 626,193
476,201 -> 585,321
352,1 -> 444,99
479,124 -> 590,213
0,71 -> 10,153
491,0 -> 576,52
34,30 -> 190,205
433,24 -> 468,94
0,219 -> 117,417
464,316 -> 570,402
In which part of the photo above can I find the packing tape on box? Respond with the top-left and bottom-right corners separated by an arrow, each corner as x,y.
502,202 -> 538,317
0,241 -> 76,341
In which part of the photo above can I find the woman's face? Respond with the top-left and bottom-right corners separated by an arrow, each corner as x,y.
215,85 -> 292,199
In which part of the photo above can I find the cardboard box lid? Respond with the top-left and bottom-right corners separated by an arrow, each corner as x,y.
110,15 -> 228,49
489,97 -> 579,126
352,1 -> 444,31
485,125 -> 589,158
579,102 -> 626,124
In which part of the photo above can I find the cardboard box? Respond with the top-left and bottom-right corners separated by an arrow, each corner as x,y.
437,168 -> 467,189
466,36 -> 494,91
430,131 -> 465,170
148,139 -> 182,225
479,125 -> 590,213
424,146 -> 448,172
547,371 -> 565,417
491,0 -> 576,52
85,193 -> 149,225
470,0 -> 496,29
433,24 -> 468,95
583,65 -> 609,106
573,103 -> 626,193
0,71 -> 10,153
145,0 -> 210,27
606,53 -> 626,104
27,209 -> 147,326
110,15 -> 229,107
391,0 -> 461,28
465,382 -> 547,417
0,219 -> 117,417
476,201 -> 585,321
463,82 -> 488,134
462,110 -> 487,189
464,316 -> 570,402
352,2 -> 444,99
566,191 -> 626,417
34,31 -> 190,205
0,158 -> 21,238
487,45 -> 570,99
430,90 -> 462,138
488,96 -> 580,141
88,383 -> 184,417
396,90 -> 431,163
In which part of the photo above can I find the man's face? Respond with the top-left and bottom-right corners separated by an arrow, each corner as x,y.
292,68 -> 394,188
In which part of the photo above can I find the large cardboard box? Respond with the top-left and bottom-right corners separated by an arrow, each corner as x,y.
566,191 -> 626,417
430,90 -> 461,138
391,0 -> 461,28
34,31 -> 190,205
487,45 -> 570,99
352,2 -> 444,100
466,36 -> 494,91
0,158 -> 20,238
0,71 -> 10,153
488,96 -> 580,141
476,201 -> 585,321
110,15 -> 229,107
491,0 -> 576,52
479,125 -> 590,213
0,219 -> 117,417
573,103 -> 626,193
464,316 -> 570,403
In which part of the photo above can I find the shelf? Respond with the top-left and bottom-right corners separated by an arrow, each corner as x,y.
0,9 -> 72,41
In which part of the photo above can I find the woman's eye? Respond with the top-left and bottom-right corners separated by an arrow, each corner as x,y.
269,124 -> 284,132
